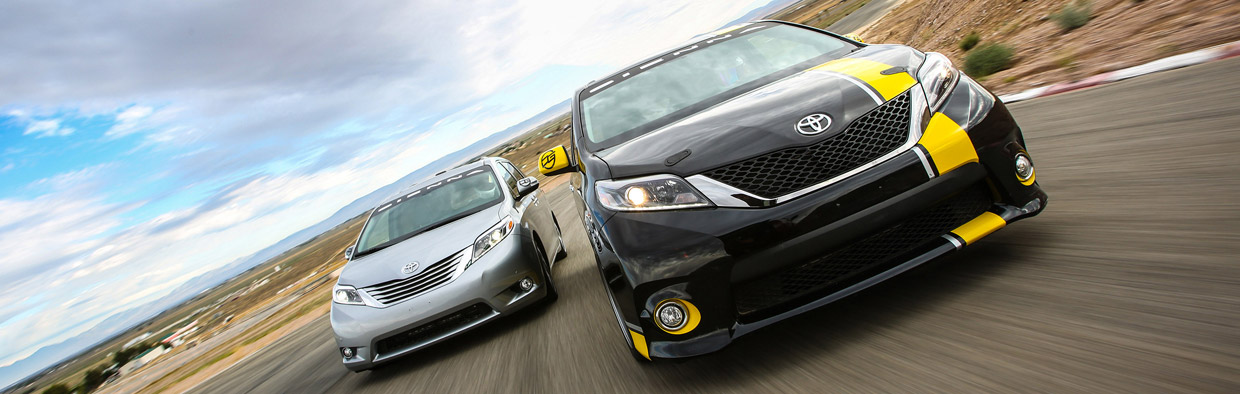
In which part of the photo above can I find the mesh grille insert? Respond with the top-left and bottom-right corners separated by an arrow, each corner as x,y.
703,92 -> 913,198
734,184 -> 993,316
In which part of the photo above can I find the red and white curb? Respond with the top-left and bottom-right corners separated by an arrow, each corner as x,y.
998,40 -> 1240,103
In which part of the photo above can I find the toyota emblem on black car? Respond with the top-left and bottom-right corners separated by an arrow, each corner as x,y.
400,261 -> 419,275
796,113 -> 832,135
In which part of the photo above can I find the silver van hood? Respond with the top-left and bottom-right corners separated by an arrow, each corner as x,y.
338,204 -> 503,288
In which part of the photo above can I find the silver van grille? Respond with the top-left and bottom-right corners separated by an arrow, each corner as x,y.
362,252 -> 464,305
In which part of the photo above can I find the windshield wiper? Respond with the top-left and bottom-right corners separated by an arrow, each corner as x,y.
353,244 -> 389,258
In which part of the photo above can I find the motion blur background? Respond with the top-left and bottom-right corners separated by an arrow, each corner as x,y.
2,1 -> 1239,393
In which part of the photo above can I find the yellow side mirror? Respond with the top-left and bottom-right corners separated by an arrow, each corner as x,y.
843,33 -> 865,43
538,145 -> 574,176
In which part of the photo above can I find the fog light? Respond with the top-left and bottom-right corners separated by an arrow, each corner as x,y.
1014,153 -> 1034,182
518,278 -> 535,292
655,301 -> 687,331
342,347 -> 355,359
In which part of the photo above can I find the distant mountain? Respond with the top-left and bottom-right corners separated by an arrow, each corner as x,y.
0,303 -> 159,393
726,0 -> 802,25
0,99 -> 571,393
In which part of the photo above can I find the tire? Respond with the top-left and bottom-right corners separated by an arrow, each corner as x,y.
552,213 -> 568,261
555,237 -> 568,261
536,242 -> 559,303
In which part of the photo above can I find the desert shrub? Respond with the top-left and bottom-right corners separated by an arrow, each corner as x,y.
960,32 -> 981,51
1055,49 -> 1077,68
42,384 -> 70,394
964,43 -> 1015,77
1050,1 -> 1092,32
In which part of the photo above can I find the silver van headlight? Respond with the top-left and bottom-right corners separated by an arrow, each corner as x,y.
333,285 -> 366,306
471,216 -> 514,263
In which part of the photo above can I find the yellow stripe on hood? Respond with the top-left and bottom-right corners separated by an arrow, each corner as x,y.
810,58 -> 917,101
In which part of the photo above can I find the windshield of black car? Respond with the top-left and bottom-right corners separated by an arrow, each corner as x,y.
579,24 -> 853,151
355,167 -> 502,255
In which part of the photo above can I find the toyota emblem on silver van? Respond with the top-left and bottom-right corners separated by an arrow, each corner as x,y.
401,261 -> 420,275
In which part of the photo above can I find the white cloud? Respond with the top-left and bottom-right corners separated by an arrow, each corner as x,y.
456,0 -> 759,96
29,163 -> 113,191
106,105 -> 175,139
22,119 -> 74,137
116,105 -> 153,122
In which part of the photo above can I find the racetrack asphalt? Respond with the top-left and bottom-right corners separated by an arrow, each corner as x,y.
824,0 -> 906,34
187,56 -> 1240,394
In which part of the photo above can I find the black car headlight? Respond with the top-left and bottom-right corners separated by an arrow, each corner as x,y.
919,52 -> 959,112
332,284 -> 366,306
471,216 -> 514,263
596,175 -> 713,212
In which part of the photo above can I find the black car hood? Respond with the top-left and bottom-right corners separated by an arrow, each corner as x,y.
597,46 -> 923,179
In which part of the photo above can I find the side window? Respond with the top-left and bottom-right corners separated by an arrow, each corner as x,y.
496,163 -> 519,194
503,161 -> 524,179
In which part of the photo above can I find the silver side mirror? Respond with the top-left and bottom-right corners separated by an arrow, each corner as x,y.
516,176 -> 539,197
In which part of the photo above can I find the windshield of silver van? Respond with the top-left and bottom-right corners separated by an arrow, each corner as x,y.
355,167 -> 502,255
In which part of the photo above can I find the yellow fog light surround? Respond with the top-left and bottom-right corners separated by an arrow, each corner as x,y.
654,299 -> 701,335
1014,152 -> 1036,185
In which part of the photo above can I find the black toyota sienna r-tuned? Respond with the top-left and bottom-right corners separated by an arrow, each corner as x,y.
536,20 -> 1046,361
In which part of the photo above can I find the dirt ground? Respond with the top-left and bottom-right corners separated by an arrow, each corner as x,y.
853,0 -> 1240,94
153,298 -> 332,394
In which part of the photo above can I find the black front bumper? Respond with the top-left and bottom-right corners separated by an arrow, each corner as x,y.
590,99 -> 1047,359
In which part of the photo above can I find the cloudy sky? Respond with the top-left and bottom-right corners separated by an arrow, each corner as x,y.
0,0 -> 774,382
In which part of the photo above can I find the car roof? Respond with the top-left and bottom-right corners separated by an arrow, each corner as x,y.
387,157 -> 505,201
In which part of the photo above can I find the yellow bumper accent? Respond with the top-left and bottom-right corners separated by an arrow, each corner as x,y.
919,113 -> 979,175
629,330 -> 650,360
950,212 -> 1007,245
810,58 -> 917,101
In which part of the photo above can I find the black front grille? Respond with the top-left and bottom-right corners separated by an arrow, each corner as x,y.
734,184 -> 993,317
374,303 -> 494,357
362,252 -> 463,305
703,92 -> 913,198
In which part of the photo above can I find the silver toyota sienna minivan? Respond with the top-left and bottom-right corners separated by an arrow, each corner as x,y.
330,157 -> 565,371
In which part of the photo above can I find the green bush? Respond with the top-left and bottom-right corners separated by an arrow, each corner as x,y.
960,32 -> 981,51
1050,1 -> 1092,32
83,367 -> 107,391
42,384 -> 70,394
963,44 -> 1015,77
